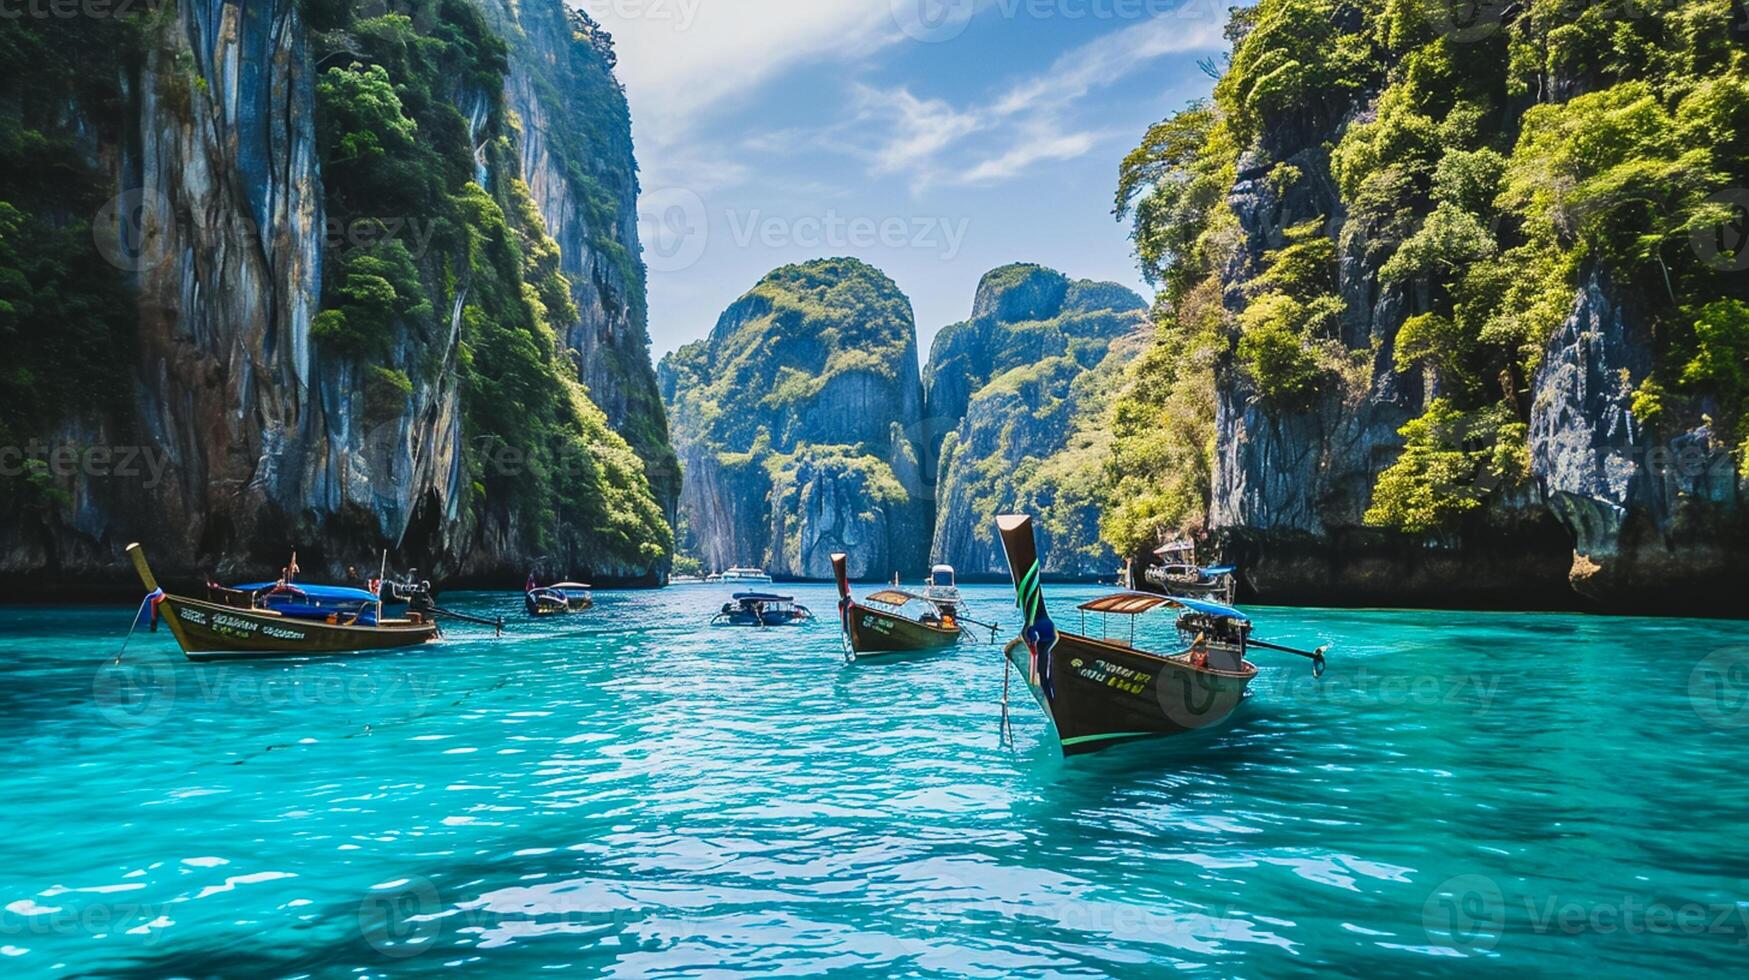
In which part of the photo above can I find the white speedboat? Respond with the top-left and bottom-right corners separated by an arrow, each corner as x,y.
718,567 -> 773,584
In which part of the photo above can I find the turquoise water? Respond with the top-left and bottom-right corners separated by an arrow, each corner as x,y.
1,584 -> 1746,976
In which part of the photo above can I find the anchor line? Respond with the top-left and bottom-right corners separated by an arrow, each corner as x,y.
112,595 -> 153,665
998,645 -> 1013,747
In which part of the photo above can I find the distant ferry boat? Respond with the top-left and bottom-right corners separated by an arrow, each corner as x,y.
709,567 -> 773,584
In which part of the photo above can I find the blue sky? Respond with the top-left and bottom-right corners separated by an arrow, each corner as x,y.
584,0 -> 1230,359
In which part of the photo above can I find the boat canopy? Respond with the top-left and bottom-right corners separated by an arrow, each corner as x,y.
544,582 -> 592,592
1077,591 -> 1249,622
864,588 -> 917,606
732,592 -> 792,603
1154,540 -> 1195,555
234,582 -> 380,603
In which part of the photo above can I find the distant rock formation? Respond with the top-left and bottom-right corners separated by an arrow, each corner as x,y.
658,259 -> 930,579
923,265 -> 1148,576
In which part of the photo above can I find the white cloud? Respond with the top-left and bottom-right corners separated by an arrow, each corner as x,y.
853,85 -> 985,175
959,130 -> 1099,184
582,0 -> 903,150
833,5 -> 1226,189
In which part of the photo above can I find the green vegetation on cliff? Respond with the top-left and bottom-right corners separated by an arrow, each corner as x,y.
1107,0 -> 1749,553
925,264 -> 1148,574
660,258 -> 928,575
310,1 -> 669,568
0,12 -> 145,506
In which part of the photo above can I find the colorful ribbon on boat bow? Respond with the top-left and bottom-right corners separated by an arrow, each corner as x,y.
140,587 -> 166,632
1016,561 -> 1058,702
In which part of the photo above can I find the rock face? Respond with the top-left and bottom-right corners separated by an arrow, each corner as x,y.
1197,123 -> 1604,608
1182,16 -> 1746,613
1528,272 -> 1745,604
923,265 -> 1147,576
0,0 -> 676,590
484,0 -> 679,512
658,259 -> 930,579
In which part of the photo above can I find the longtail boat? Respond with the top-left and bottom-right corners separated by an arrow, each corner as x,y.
1140,538 -> 1237,604
711,592 -> 814,627
995,515 -> 1326,756
831,553 -> 963,657
524,574 -> 594,617
126,544 -> 439,661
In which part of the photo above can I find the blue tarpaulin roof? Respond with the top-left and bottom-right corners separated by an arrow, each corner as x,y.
1165,594 -> 1249,622
234,583 -> 381,603
1201,565 -> 1237,576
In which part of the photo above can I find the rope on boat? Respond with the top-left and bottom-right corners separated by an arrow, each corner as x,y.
998,645 -> 1013,748
112,595 -> 153,664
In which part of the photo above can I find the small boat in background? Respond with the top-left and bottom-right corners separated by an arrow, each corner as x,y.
126,544 -> 439,661
920,563 -> 962,603
712,592 -> 813,627
668,574 -> 705,584
995,515 -> 1325,756
832,554 -> 972,657
717,567 -> 774,584
525,574 -> 593,617
1141,538 -> 1237,605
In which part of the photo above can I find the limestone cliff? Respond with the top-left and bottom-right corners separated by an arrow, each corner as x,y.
658,259 -> 930,579
923,265 -> 1147,576
1109,0 -> 1748,613
0,0 -> 675,590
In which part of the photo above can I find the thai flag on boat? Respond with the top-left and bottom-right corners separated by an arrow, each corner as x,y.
525,572 -> 538,592
138,587 -> 166,631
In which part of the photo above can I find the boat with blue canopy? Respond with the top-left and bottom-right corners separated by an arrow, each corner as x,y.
1141,539 -> 1239,604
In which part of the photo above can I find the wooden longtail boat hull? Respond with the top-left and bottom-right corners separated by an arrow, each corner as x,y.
158,594 -> 439,660
1003,633 -> 1254,755
994,514 -> 1259,757
842,600 -> 960,654
127,543 -> 438,661
830,552 -> 961,655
